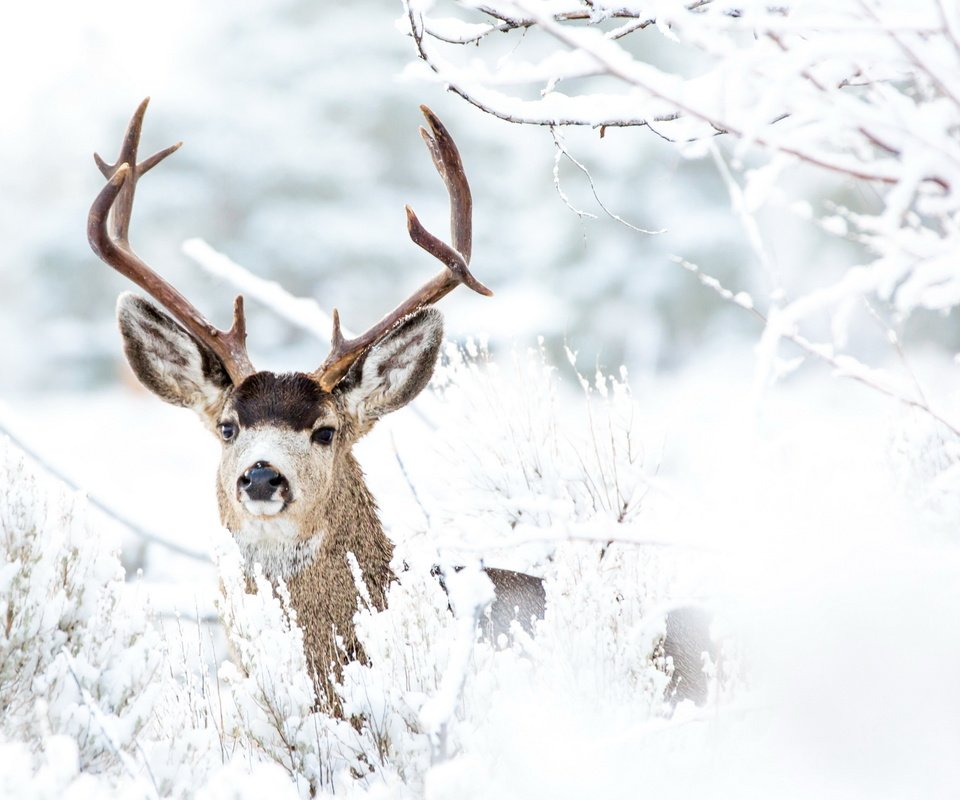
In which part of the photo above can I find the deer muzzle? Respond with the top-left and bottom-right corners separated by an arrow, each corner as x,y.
237,461 -> 290,514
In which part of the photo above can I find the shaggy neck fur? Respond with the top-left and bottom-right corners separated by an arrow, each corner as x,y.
224,450 -> 394,712
234,523 -> 322,580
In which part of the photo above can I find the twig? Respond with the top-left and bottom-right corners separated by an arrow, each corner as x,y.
420,0 -> 711,45
551,126 -> 598,232
707,141 -> 781,295
404,0 -> 687,132
551,127 -> 665,235
449,526 -> 720,554
862,298 -> 931,412
418,567 -> 484,761
182,238 -> 339,342
391,432 -> 432,526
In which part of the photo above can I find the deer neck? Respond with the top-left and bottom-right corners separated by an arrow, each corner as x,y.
226,451 -> 394,592
310,450 -> 394,588
285,452 -> 395,687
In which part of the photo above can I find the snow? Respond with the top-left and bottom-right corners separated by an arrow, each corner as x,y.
182,238 -> 339,343
406,0 -> 960,354
5,338 -> 960,797
4,0 -> 960,795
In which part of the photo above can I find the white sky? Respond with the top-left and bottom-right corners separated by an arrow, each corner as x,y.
0,0 -> 198,138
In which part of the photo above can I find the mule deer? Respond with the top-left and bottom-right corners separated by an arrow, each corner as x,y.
88,100 -> 710,710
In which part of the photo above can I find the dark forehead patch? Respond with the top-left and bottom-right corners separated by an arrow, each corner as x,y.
231,372 -> 330,430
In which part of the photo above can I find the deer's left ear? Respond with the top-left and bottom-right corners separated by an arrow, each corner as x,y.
336,308 -> 442,435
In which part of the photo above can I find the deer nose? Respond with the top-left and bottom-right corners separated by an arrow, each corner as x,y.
238,461 -> 288,502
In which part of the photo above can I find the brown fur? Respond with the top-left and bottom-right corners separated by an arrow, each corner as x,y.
233,372 -> 328,431
284,451 -> 393,712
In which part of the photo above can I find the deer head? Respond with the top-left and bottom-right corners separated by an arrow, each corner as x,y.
88,99 -> 489,556
88,103 -> 715,712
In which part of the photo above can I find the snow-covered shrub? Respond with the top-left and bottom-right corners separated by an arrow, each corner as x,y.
197,343 -> 687,795
340,548 -> 460,787
343,542 -> 681,795
0,342 -> 712,797
0,437 -> 164,793
889,407 -> 960,530
0,437 -> 253,797
332,346 -> 693,790
210,528 -> 486,794
428,341 -> 661,564
212,536 -> 372,795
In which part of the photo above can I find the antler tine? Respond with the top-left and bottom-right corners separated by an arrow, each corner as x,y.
88,99 -> 255,386
416,104 -> 472,265
313,106 -> 491,392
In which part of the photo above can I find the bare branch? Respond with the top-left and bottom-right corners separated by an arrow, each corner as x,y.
551,126 -> 665,234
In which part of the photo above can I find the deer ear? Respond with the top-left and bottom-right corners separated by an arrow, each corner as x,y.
117,292 -> 233,423
336,307 -> 443,435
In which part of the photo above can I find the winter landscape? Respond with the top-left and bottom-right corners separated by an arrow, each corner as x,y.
3,0 -> 960,797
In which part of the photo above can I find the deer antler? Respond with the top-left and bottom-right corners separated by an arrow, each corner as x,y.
88,98 -> 255,386
313,105 -> 492,392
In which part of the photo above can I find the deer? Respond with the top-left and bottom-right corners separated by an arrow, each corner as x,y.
87,99 -> 712,713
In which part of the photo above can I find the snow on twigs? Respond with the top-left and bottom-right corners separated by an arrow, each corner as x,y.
425,340 -> 669,566
0,437 -> 163,795
404,0 -> 960,419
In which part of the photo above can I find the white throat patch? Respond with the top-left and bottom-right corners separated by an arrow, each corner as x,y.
233,516 -> 322,579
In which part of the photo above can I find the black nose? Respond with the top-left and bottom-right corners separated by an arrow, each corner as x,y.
238,461 -> 288,502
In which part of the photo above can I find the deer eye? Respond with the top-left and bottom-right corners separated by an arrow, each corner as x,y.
311,426 -> 335,445
218,422 -> 238,442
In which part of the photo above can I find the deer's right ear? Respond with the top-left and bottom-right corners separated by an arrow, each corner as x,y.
117,292 -> 233,422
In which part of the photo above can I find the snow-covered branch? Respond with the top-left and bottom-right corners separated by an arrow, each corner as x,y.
182,238 -> 345,343
673,255 -> 960,437
401,0 -> 960,344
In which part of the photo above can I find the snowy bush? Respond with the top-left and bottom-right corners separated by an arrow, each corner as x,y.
213,538 -> 376,795
0,346 -> 717,798
0,438 -> 164,795
202,346 -> 683,795
0,437 -> 308,797
202,343 -> 691,795
346,346 -> 694,785
427,340 -> 663,563
12,332 -> 960,797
